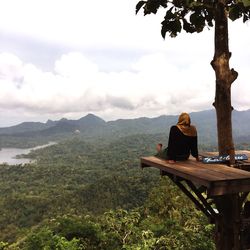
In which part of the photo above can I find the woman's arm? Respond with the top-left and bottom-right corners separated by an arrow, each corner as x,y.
190,136 -> 198,159
167,126 -> 177,161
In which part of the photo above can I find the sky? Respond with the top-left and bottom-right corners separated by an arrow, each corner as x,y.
0,0 -> 250,127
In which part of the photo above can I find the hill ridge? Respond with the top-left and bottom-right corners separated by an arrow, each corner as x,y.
1,109 -> 250,147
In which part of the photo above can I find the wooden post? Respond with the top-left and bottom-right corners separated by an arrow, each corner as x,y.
140,157 -> 250,249
214,194 -> 242,250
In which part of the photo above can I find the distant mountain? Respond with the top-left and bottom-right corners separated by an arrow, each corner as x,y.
99,110 -> 217,143
0,113 -> 106,137
78,113 -> 106,127
1,109 -> 250,147
35,113 -> 106,136
0,121 -> 53,135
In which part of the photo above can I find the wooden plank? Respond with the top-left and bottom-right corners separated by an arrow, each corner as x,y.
185,160 -> 250,179
209,179 -> 250,196
141,155 -> 250,196
193,161 -> 250,179
141,156 -> 250,181
141,156 -> 219,187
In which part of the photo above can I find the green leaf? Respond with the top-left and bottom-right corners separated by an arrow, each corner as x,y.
229,5 -> 242,21
183,19 -> 196,33
243,13 -> 250,22
165,7 -> 175,19
173,19 -> 182,34
242,0 -> 250,7
161,23 -> 168,38
190,12 -> 200,24
160,0 -> 168,8
136,1 -> 146,14
161,19 -> 182,38
143,0 -> 162,14
189,11 -> 205,32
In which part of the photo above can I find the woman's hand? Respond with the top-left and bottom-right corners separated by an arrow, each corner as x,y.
168,160 -> 176,164
196,156 -> 203,162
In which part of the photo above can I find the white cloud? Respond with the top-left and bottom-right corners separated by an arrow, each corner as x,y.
0,50 -> 214,123
0,53 -> 23,82
54,52 -> 99,78
0,0 -> 249,127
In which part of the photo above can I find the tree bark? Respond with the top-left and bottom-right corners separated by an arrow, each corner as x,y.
211,1 -> 241,249
214,195 -> 242,250
211,0 -> 238,162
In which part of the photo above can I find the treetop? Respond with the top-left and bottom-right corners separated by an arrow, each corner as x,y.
136,0 -> 250,37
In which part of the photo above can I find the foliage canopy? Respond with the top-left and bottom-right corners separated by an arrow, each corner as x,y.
0,135 -> 218,249
136,0 -> 250,37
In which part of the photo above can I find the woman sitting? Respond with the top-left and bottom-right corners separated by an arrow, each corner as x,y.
156,112 -> 199,163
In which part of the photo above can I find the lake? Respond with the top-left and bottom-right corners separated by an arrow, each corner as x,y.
0,142 -> 56,165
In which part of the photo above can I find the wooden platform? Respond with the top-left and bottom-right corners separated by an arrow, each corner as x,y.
141,154 -> 250,196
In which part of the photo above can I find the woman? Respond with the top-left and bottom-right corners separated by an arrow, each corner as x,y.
156,113 -> 199,163
167,112 -> 198,163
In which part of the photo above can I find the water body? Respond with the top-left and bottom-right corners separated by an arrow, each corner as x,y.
0,142 -> 56,165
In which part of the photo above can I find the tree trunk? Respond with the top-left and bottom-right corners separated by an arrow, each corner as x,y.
211,0 -> 238,161
211,1 -> 241,249
214,195 -> 242,250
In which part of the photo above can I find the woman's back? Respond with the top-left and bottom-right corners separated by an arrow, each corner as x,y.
167,125 -> 198,161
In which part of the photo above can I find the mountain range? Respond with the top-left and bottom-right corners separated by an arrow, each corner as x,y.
1,109 -> 250,147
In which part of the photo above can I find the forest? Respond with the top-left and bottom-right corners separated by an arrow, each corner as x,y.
0,130 -> 249,249
0,132 -> 221,250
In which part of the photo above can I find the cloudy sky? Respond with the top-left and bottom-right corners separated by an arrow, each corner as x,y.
0,0 -> 250,127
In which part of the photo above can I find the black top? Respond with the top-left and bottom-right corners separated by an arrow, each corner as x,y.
167,125 -> 198,161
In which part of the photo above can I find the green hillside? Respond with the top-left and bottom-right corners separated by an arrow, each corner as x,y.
0,134 -> 216,249
0,110 -> 250,249
1,109 -> 250,149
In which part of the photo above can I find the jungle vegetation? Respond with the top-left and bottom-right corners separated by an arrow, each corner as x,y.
0,133 -> 220,249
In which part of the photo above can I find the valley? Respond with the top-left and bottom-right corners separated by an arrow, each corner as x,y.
0,110 -> 249,249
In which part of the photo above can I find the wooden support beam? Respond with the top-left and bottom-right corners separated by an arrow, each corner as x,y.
163,171 -> 216,219
140,153 -> 250,249
240,192 -> 249,205
141,156 -> 250,196
208,179 -> 250,196
170,177 -> 211,218
185,180 -> 217,219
